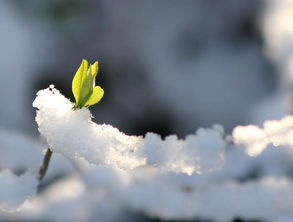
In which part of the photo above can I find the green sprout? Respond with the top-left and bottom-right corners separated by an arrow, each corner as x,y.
72,59 -> 104,109
39,59 -> 104,182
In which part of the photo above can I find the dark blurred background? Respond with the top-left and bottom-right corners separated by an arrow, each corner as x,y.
0,0 -> 276,139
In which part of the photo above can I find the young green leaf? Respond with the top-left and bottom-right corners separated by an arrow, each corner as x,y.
90,61 -> 98,76
72,59 -> 88,103
77,73 -> 94,108
84,86 -> 104,107
72,59 -> 104,109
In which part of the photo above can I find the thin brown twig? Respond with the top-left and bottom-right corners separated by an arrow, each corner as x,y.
38,148 -> 53,181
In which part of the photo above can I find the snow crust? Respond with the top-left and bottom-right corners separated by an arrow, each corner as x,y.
33,86 -> 226,175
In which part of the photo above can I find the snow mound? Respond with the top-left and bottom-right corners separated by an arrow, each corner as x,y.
33,86 -> 226,175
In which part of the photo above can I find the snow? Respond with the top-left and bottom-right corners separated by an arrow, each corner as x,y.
31,84 -> 293,221
233,116 -> 293,156
0,127 -> 76,214
261,0 -> 293,114
30,82 -> 293,222
7,2 -> 293,222
2,175 -> 136,222
2,1 -> 293,221
0,170 -> 38,212
117,175 -> 293,221
71,163 -> 293,222
33,86 -> 226,175
0,127 -> 44,171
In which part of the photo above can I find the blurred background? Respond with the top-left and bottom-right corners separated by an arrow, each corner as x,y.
1,1 -> 290,222
0,0 -> 278,138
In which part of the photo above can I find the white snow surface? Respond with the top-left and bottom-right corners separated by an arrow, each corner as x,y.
117,174 -> 293,221
33,86 -> 226,175
233,116 -> 293,156
0,174 -> 137,222
0,170 -> 38,212
74,163 -> 293,222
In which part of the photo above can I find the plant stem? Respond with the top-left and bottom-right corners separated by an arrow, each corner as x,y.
38,148 -> 53,181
